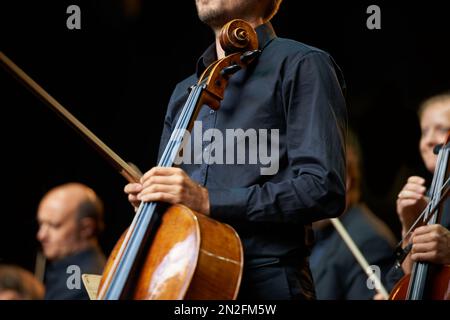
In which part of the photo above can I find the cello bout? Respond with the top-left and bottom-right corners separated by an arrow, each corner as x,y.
98,204 -> 243,299
389,265 -> 450,300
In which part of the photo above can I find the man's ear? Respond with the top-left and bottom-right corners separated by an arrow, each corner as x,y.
79,217 -> 96,239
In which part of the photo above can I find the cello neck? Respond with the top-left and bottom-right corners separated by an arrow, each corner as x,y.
98,83 -> 208,300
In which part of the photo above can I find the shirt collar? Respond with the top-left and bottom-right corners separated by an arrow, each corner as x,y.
196,22 -> 277,77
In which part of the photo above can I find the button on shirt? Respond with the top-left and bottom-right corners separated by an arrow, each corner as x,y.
158,22 -> 347,259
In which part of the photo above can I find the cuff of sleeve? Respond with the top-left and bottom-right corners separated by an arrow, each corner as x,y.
208,188 -> 249,221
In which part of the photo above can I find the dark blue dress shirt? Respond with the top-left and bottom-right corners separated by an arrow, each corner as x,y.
44,247 -> 105,300
158,22 -> 347,261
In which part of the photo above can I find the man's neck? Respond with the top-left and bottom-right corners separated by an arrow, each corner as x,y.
67,239 -> 99,260
213,18 -> 264,59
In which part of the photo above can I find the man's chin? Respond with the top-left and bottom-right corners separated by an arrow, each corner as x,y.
198,10 -> 232,30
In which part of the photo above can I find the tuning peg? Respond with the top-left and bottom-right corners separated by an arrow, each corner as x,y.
220,64 -> 242,77
240,49 -> 261,63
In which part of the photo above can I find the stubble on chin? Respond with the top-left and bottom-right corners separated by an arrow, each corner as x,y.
197,8 -> 231,30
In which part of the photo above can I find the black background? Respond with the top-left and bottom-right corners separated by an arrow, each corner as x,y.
1,0 -> 449,272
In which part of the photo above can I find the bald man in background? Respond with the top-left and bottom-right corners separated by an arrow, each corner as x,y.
36,183 -> 106,299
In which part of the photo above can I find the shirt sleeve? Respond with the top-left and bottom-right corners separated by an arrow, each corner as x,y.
209,51 -> 347,223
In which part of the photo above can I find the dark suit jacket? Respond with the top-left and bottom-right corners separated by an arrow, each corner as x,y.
310,204 -> 397,299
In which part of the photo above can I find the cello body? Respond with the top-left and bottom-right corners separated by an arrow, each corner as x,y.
99,205 -> 243,299
389,265 -> 450,300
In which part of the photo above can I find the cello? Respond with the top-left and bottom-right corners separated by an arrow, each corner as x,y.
389,132 -> 450,300
97,19 -> 261,300
0,19 -> 260,299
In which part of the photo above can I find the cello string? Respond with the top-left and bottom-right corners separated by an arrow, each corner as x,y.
103,49 -> 249,298
395,143 -> 449,256
99,88 -> 203,297
101,87 -> 200,298
103,85 -> 205,299
104,77 -> 208,298
330,218 -> 389,299
104,86 -> 201,297
401,176 -> 450,246
395,178 -> 450,266
159,79 -> 208,168
0,52 -> 141,183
